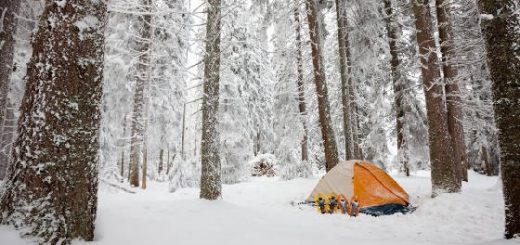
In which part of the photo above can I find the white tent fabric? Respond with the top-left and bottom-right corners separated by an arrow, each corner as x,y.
306,160 -> 360,201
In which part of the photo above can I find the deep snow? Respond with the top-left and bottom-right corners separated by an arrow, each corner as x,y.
0,171 -> 518,245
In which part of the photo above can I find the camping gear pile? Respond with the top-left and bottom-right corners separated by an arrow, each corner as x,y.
307,160 -> 410,216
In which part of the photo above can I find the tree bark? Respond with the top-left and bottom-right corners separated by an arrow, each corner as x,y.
294,1 -> 309,162
129,0 -> 153,187
305,0 -> 339,171
0,0 -> 21,180
412,0 -> 460,195
158,148 -> 164,174
200,0 -> 222,200
142,145 -> 147,189
383,0 -> 409,176
334,0 -> 355,160
479,0 -> 520,238
0,100 -> 15,180
120,117 -> 127,179
0,0 -> 106,242
435,0 -> 467,183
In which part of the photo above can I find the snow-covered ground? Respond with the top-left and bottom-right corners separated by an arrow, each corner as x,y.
0,171 -> 518,245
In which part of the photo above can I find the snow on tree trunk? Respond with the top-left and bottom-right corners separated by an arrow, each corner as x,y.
305,0 -> 339,172
200,0 -> 222,200
294,1 -> 309,163
129,0 -> 153,188
435,0 -> 467,183
0,0 -> 20,180
334,0 -> 355,160
0,100 -> 15,180
412,0 -> 460,195
383,0 -> 409,176
0,0 -> 106,243
479,0 -> 520,239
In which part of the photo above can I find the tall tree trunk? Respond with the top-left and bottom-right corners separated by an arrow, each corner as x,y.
479,0 -> 520,238
129,0 -> 153,187
352,101 -> 363,158
142,145 -> 147,189
0,0 -> 106,242
412,0 -> 460,195
0,0 -> 21,180
158,148 -> 164,174
334,0 -> 354,160
120,117 -> 127,179
0,100 -> 15,180
305,0 -> 339,171
200,0 -> 222,200
294,1 -> 309,162
435,0 -> 467,183
383,0 -> 409,176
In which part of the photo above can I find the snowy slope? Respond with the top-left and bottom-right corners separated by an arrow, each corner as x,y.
0,171 -> 517,245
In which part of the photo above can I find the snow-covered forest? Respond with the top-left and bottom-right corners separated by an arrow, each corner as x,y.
0,0 -> 519,244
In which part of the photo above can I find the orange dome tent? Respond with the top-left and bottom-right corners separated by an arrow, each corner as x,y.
307,160 -> 410,215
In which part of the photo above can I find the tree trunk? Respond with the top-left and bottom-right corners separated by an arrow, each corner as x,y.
294,1 -> 309,162
305,0 -> 339,171
383,0 -> 409,176
0,0 -> 21,180
435,0 -> 467,183
120,147 -> 125,179
351,97 -> 362,159
142,146 -> 147,189
479,0 -> 520,238
129,0 -> 153,188
181,103 -> 186,160
0,100 -> 15,180
334,0 -> 354,160
480,145 -> 493,176
158,148 -> 164,174
200,0 -> 222,200
120,117 -> 127,179
412,0 -> 460,195
0,0 -> 106,242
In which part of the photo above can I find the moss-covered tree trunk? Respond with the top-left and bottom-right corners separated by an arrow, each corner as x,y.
479,0 -> 520,239
412,0 -> 460,195
0,0 -> 106,243
200,0 -> 222,200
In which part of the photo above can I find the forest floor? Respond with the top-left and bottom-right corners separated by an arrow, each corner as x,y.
0,171 -> 518,245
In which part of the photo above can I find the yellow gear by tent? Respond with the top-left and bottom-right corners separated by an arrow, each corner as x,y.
307,160 -> 410,216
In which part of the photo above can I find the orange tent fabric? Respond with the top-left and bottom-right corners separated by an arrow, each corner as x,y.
353,162 -> 408,208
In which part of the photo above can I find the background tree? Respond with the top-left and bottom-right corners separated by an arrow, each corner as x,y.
294,0 -> 310,163
435,0 -> 468,183
200,0 -> 223,200
305,0 -> 339,171
0,0 -> 106,243
334,0 -> 355,160
479,0 -> 520,238
383,0 -> 409,175
412,0 -> 460,195
129,0 -> 153,187
0,0 -> 21,179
